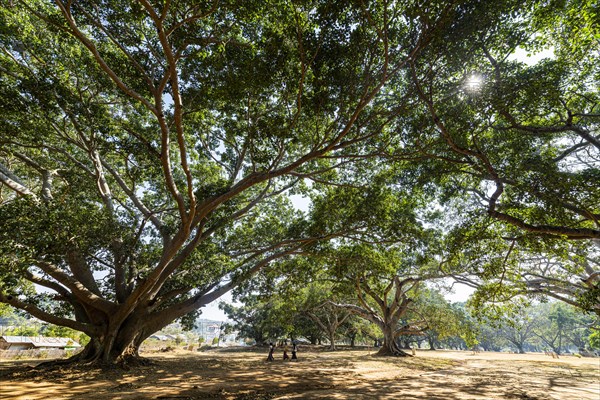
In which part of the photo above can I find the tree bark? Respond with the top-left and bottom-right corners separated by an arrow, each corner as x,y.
428,336 -> 436,350
327,329 -> 337,351
376,325 -> 410,356
64,320 -> 150,365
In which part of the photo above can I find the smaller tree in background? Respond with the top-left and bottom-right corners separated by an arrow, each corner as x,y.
329,245 -> 435,357
340,316 -> 380,348
304,301 -> 352,351
589,331 -> 600,350
533,302 -> 598,355
295,282 -> 353,351
223,272 -> 355,348
498,309 -> 539,354
220,295 -> 289,345
445,303 -> 484,351
3,325 -> 39,336
533,302 -> 577,355
412,289 -> 464,350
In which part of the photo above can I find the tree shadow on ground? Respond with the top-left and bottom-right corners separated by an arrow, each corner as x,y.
0,348 -> 598,400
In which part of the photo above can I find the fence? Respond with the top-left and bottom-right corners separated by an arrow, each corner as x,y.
0,348 -> 81,360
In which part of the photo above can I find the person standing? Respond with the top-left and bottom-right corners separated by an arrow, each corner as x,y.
266,342 -> 275,361
282,340 -> 290,361
291,341 -> 298,361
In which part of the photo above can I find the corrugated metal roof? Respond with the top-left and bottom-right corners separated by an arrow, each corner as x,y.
0,336 -> 81,348
149,334 -> 170,341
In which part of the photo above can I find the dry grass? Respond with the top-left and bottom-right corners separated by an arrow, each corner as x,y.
0,347 -> 598,399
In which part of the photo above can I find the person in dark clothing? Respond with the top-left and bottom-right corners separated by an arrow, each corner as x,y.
266,342 -> 275,361
282,340 -> 290,361
291,341 -> 298,361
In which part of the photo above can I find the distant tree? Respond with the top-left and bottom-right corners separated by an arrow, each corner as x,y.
220,295 -> 288,345
305,301 -> 352,351
454,304 -> 481,350
340,316 -> 379,348
560,309 -> 597,352
294,282 -> 352,351
498,310 -> 539,354
589,331 -> 600,350
291,313 -> 324,345
330,245 -> 437,356
533,302 -> 580,355
42,324 -> 82,341
413,289 -> 463,350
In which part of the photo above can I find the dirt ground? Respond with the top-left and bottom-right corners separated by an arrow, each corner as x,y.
1,347 -> 598,399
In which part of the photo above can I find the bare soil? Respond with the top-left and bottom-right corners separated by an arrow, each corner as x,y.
1,347 -> 598,399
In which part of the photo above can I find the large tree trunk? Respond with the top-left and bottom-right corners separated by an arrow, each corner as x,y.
428,335 -> 436,350
54,305 -> 177,366
65,322 -> 151,366
334,276 -> 421,357
327,329 -> 337,350
376,325 -> 410,357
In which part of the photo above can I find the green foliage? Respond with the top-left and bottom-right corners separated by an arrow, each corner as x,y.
401,0 -> 600,318
460,330 -> 479,350
414,289 -> 466,347
0,303 -> 16,319
589,331 -> 600,349
220,295 -> 291,343
0,0 -> 598,364
4,325 -> 39,336
78,333 -> 90,346
42,324 -> 82,341
578,283 -> 600,314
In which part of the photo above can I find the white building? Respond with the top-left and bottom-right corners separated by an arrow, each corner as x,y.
0,336 -> 81,350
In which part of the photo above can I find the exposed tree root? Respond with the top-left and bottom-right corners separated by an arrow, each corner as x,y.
32,353 -> 154,371
374,346 -> 413,357
35,355 -> 84,369
116,355 -> 155,370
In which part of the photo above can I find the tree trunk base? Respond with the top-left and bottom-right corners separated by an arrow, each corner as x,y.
374,346 -> 412,357
34,351 -> 154,370
117,354 -> 154,369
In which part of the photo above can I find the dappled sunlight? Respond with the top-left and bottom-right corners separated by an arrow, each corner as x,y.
463,74 -> 483,93
1,348 -> 598,399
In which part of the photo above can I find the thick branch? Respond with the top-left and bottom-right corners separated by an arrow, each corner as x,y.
488,208 -> 600,239
0,161 -> 38,199
0,292 -> 96,335
53,0 -> 158,114
36,261 -> 115,314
